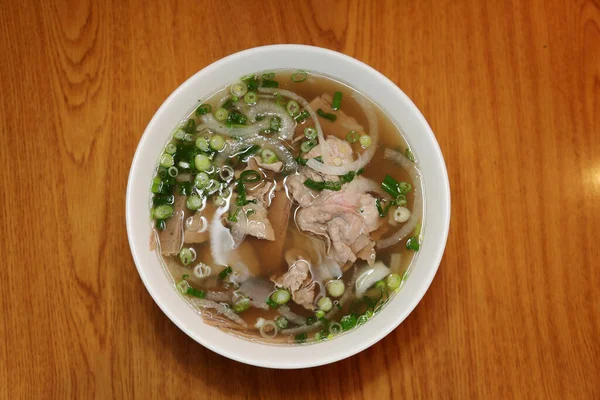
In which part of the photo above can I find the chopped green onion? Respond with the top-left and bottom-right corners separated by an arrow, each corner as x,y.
286,100 -> 300,117
266,296 -> 278,308
359,135 -> 372,148
165,143 -> 177,155
406,147 -> 415,162
331,91 -> 342,110
262,72 -> 275,79
186,194 -> 203,210
213,195 -> 225,207
317,108 -> 337,122
194,154 -> 211,171
195,104 -> 211,116
230,82 -> 248,97
167,166 -> 178,177
233,297 -> 251,313
375,198 -> 387,217
215,108 -> 229,121
184,119 -> 196,133
160,154 -> 174,167
339,171 -> 356,184
365,310 -> 374,318
386,273 -> 402,291
218,266 -> 232,280
381,175 -> 402,198
244,91 -> 257,105
245,77 -> 259,91
239,169 -> 261,183
295,333 -> 307,343
296,156 -> 308,166
195,137 -> 210,151
154,204 -> 173,219
269,116 -> 281,132
194,172 -> 210,189
406,236 -> 420,251
346,131 -> 359,143
179,248 -> 194,265
300,139 -> 317,153
270,289 -> 291,305
152,194 -> 174,207
187,287 -> 205,298
291,70 -> 307,82
375,280 -> 386,291
327,280 -> 345,298
357,167 -> 365,175
396,194 -> 408,207
340,314 -> 357,331
294,110 -> 310,123
398,182 -> 412,194
357,315 -> 368,326
317,296 -> 333,312
210,134 -> 225,151
155,219 -> 166,231
206,179 -> 220,195
173,128 -> 186,140
393,206 -> 411,223
227,110 -> 247,125
315,310 -> 325,318
261,79 -> 279,88
304,127 -> 317,139
261,148 -> 278,164
176,182 -> 193,196
275,316 -> 288,329
228,207 -> 240,222
303,178 -> 342,192
329,323 -> 342,335
176,279 -> 191,294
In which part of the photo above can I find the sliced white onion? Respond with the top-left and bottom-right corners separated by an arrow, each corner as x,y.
259,320 -> 278,339
376,149 -> 423,249
307,92 -> 378,175
355,261 -> 390,297
258,88 -> 328,164
246,100 -> 296,140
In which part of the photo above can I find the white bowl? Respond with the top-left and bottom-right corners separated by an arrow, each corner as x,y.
126,45 -> 450,369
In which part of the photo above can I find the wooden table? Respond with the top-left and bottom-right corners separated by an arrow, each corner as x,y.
1,0 -> 598,398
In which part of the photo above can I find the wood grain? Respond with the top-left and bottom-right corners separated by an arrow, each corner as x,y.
1,0 -> 599,398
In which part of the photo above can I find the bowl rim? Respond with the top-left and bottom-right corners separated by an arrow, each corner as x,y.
126,44 -> 451,368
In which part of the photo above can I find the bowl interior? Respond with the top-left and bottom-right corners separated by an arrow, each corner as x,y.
126,45 -> 450,369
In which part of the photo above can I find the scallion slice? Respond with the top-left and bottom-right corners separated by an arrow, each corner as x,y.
304,127 -> 317,140
331,91 -> 342,110
243,91 -> 257,105
261,148 -> 278,164
317,108 -> 337,122
291,70 -> 308,82
286,100 -> 300,117
346,131 -> 359,143
214,108 -> 229,121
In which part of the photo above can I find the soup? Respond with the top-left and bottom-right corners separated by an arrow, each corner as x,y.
149,70 -> 423,345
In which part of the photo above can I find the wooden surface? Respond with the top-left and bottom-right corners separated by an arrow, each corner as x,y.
0,0 -> 598,398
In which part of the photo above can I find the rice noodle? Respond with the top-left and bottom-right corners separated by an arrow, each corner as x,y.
258,88 -> 328,164
246,100 -> 296,140
190,298 -> 247,327
307,92 -> 379,175
376,149 -> 423,249
259,320 -> 278,339
277,305 -> 307,326
215,135 -> 297,172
